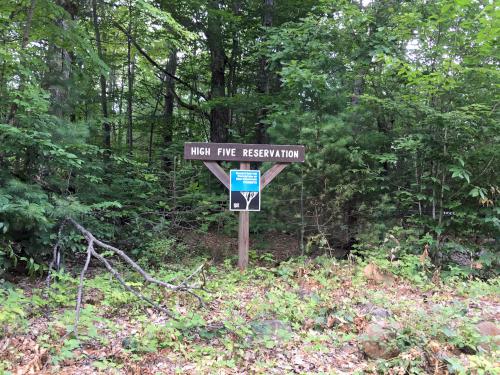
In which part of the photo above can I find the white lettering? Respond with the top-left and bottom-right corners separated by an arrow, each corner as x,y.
217,148 -> 223,156
228,148 -> 236,156
243,149 -> 248,156
191,146 -> 210,156
293,150 -> 299,159
264,149 -> 269,158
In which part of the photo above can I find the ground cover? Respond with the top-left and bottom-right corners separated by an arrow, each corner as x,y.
1,254 -> 498,374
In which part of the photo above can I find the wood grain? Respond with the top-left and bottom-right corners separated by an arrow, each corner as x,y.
261,163 -> 289,190
203,161 -> 230,189
185,142 -> 305,163
238,162 -> 250,270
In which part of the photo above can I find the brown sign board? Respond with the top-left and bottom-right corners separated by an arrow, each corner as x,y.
184,142 -> 305,163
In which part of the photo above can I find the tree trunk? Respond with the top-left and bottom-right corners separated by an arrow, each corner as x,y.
46,0 -> 78,120
227,1 -> 240,128
126,26 -> 135,155
7,0 -> 36,125
91,0 -> 111,153
255,0 -> 274,144
438,126 -> 448,226
117,65 -> 126,147
163,49 -> 177,170
148,94 -> 161,166
206,0 -> 229,143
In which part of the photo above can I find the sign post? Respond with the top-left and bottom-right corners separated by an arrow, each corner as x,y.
184,142 -> 304,270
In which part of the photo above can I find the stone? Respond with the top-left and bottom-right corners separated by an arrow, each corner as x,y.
83,288 -> 105,305
363,263 -> 395,285
359,321 -> 401,359
372,307 -> 391,319
358,303 -> 391,319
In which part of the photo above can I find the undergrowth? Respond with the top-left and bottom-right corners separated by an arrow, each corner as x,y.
0,253 -> 498,374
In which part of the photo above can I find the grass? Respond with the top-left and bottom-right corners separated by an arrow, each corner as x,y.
0,254 -> 499,374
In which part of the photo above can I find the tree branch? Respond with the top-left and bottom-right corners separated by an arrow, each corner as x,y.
46,219 -> 67,289
74,240 -> 93,336
91,249 -> 174,317
171,88 -> 210,119
47,218 -> 206,335
113,22 -> 207,101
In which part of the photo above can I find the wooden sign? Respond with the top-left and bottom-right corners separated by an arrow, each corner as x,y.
184,142 -> 304,270
184,142 -> 305,163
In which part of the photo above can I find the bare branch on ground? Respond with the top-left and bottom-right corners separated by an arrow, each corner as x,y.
45,218 -> 206,336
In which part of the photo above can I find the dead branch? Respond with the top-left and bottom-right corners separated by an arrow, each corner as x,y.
74,240 -> 93,335
45,219 -> 67,289
46,218 -> 205,335
91,249 -> 174,317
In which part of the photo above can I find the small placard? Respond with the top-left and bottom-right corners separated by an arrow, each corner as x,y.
230,170 -> 260,211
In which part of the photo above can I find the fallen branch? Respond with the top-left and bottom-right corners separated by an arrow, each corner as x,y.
47,218 -> 205,335
74,240 -> 93,335
45,219 -> 67,289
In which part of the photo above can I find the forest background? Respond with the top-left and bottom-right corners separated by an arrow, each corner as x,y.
0,0 -> 498,279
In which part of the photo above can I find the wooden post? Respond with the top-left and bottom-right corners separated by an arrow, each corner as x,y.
238,162 -> 250,270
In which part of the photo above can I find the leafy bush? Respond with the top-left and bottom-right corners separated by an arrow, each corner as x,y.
0,287 -> 30,336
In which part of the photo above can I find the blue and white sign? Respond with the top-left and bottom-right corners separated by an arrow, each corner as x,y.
230,170 -> 260,211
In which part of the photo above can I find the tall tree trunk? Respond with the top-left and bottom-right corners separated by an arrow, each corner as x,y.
148,94 -> 161,167
351,76 -> 364,105
117,65 -> 126,147
206,0 -> 229,143
438,126 -> 448,226
163,49 -> 177,170
256,0 -> 273,144
7,0 -> 36,125
91,0 -> 111,153
126,16 -> 135,155
46,0 -> 78,119
46,44 -> 71,119
227,1 -> 240,128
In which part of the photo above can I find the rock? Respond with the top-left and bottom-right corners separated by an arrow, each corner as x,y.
476,321 -> 500,351
363,263 -> 395,285
83,288 -> 105,305
371,307 -> 391,319
448,250 -> 473,267
359,321 -> 401,359
358,303 -> 391,319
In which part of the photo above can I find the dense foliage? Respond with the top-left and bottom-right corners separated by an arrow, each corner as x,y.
0,0 -> 498,276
